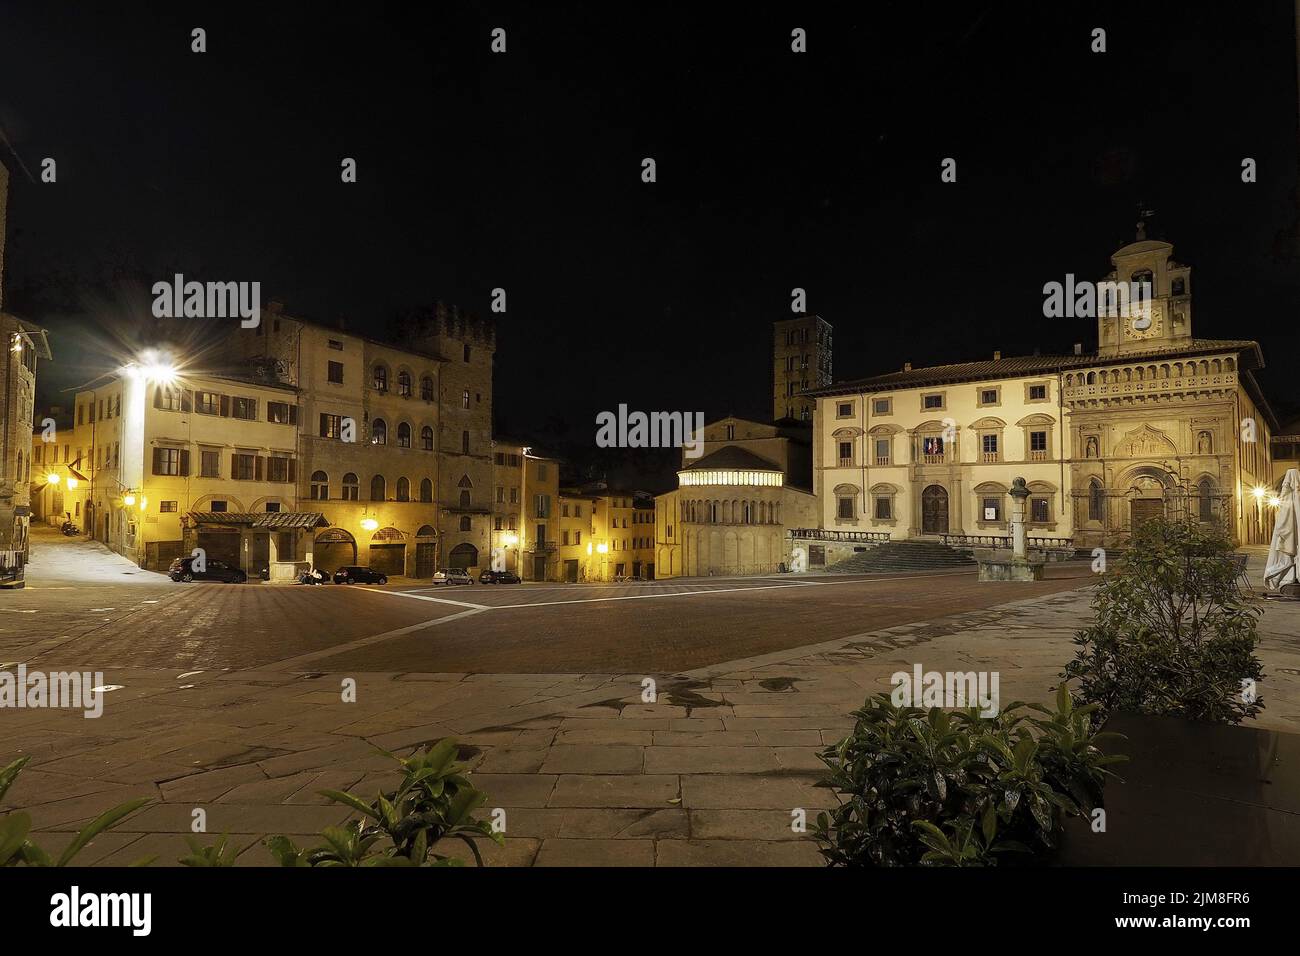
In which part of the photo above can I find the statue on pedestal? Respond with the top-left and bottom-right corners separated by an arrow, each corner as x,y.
1265,468 -> 1300,598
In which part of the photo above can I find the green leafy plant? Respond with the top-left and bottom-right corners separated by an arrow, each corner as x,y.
179,833 -> 239,866
265,738 -> 502,867
1,756 -> 153,866
1064,517 -> 1264,725
812,686 -> 1125,867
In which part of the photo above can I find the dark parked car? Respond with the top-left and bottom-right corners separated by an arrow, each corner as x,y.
333,565 -> 389,585
168,556 -> 248,583
479,569 -> 521,584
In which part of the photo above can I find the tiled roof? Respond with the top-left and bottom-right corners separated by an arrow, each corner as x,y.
806,339 -> 1263,397
681,446 -> 781,472
188,512 -> 329,529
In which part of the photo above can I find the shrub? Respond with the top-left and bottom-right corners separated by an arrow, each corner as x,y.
812,686 -> 1125,866
265,739 -> 502,867
1064,517 -> 1264,725
0,756 -> 153,866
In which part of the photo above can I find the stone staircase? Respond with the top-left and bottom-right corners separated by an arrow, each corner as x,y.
823,539 -> 977,573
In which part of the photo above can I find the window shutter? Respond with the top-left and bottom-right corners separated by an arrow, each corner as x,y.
289,404 -> 299,425
288,458 -> 296,483
152,447 -> 163,475
180,450 -> 190,477
153,386 -> 163,410
255,456 -> 264,481
251,400 -> 258,420
231,453 -> 238,478
319,413 -> 328,437
220,395 -> 230,417
182,390 -> 192,413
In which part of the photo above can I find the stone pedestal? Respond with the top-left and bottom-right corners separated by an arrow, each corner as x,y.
976,548 -> 1046,581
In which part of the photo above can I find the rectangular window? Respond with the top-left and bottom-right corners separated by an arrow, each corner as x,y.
837,496 -> 855,520
267,457 -> 290,482
210,500 -> 227,513
562,530 -> 570,546
496,486 -> 505,503
194,391 -> 220,415
152,447 -> 182,476
461,389 -> 470,409
982,434 -> 999,460
982,497 -> 1001,521
875,438 -> 890,465
267,401 -> 296,424
200,450 -> 220,477
535,494 -> 551,518
160,501 -> 178,513
574,531 -> 581,546
266,502 -> 281,513
836,402 -> 853,418
1031,497 -> 1050,522
320,414 -> 342,439
979,388 -> 999,405
838,441 -> 853,467
156,386 -> 185,411
231,397 -> 257,420
537,463 -> 548,480
923,393 -> 944,410
874,497 -> 892,520
327,361 -> 344,383
872,398 -> 891,415
233,453 -> 256,481
1027,383 -> 1048,402
328,339 -> 343,351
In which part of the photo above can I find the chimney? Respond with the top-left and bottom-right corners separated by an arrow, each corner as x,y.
903,362 -> 912,372
1073,342 -> 1083,355
993,350 -> 1001,361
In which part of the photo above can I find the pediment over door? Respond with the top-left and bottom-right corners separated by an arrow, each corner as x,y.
1115,424 -> 1177,458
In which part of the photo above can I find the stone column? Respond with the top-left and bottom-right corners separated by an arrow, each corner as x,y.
1009,476 -> 1029,562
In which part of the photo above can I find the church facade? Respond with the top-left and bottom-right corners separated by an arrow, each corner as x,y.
808,235 -> 1278,556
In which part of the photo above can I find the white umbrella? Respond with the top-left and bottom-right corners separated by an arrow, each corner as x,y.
1264,468 -> 1300,590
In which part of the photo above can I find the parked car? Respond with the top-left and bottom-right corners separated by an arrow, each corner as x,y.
479,569 -> 522,584
168,556 -> 248,583
432,568 -> 474,586
333,566 -> 389,585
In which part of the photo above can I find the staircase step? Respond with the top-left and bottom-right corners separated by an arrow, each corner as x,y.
823,539 -> 976,573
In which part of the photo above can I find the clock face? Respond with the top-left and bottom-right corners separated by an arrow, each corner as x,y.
1125,303 -> 1163,340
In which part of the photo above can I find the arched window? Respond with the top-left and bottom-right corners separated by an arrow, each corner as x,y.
371,418 -> 387,445
343,472 -> 359,501
1132,269 -> 1153,303
397,422 -> 412,447
459,489 -> 471,509
420,478 -> 433,502
1198,477 -> 1215,522
371,475 -> 386,501
421,425 -> 434,451
310,470 -> 328,501
397,371 -> 411,397
396,477 -> 410,501
1088,479 -> 1104,522
420,376 -> 434,401
373,364 -> 388,391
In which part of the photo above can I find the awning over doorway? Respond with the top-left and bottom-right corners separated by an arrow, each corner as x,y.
187,512 -> 330,529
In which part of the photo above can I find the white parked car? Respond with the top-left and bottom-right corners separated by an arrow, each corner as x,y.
432,568 -> 474,586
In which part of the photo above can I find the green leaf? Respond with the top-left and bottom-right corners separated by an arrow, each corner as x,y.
0,756 -> 32,804
57,797 -> 151,867
0,811 -> 32,864
319,789 -> 380,820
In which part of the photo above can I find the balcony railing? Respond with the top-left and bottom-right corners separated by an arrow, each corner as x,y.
789,528 -> 891,542
875,456 -> 891,466
981,451 -> 999,463
838,457 -> 854,468
1028,449 -> 1048,461
922,453 -> 946,465
941,533 -> 1075,550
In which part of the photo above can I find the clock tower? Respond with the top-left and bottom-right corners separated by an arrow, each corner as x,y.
1096,226 -> 1194,357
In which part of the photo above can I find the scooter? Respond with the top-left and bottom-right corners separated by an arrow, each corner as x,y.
297,568 -> 328,585
60,521 -> 80,536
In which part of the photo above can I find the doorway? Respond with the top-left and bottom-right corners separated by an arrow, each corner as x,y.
1130,498 -> 1163,530
921,485 -> 949,534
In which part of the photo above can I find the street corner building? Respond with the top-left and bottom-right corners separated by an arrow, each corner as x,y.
805,233 -> 1279,569
1,156 -> 53,588
31,301 -> 497,581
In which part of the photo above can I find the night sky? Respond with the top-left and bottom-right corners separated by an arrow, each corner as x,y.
2,1 -> 1298,488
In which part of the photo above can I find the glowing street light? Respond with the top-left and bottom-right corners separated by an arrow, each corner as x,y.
66,477 -> 79,490
503,533 -> 519,546
360,517 -> 379,532
596,542 -> 608,554
45,472 -> 60,485
123,493 -> 136,507
1268,496 -> 1282,508
1252,486 -> 1267,500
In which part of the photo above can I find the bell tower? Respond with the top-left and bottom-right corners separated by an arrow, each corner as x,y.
1097,214 -> 1194,357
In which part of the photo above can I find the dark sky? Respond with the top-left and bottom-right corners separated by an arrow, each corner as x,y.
2,1 -> 1298,487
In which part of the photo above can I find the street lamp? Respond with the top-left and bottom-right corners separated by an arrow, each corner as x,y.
45,472 -> 60,485
360,517 -> 379,532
